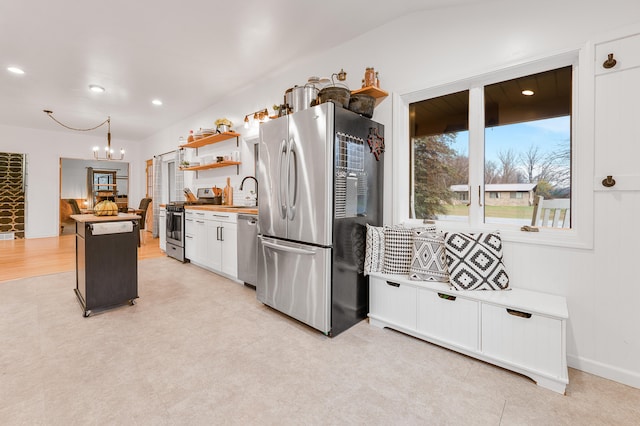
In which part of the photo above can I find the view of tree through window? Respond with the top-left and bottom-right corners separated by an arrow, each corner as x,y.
410,66 -> 572,228
410,91 -> 469,221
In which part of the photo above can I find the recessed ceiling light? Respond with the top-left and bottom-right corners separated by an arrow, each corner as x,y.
89,84 -> 105,93
7,66 -> 25,75
522,89 -> 535,96
152,99 -> 163,106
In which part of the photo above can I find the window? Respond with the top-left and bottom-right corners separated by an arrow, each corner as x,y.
410,66 -> 572,229
409,90 -> 469,221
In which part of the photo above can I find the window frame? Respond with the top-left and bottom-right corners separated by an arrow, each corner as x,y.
394,48 -> 594,249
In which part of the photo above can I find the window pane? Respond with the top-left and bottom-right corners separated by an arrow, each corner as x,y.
484,67 -> 571,227
410,91 -> 469,221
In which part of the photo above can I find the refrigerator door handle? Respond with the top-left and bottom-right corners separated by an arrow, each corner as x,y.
288,137 -> 298,221
261,239 -> 316,256
278,139 -> 288,219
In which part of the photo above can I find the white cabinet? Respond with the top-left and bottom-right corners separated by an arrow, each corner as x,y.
369,277 -> 417,330
416,288 -> 479,352
368,273 -> 568,394
185,211 -> 207,265
184,211 -> 197,262
481,303 -> 564,387
159,207 -> 166,251
184,208 -> 238,279
210,213 -> 237,278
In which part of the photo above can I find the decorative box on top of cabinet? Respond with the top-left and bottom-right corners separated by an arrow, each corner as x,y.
368,273 -> 568,394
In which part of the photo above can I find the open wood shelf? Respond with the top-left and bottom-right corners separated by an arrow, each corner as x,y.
180,161 -> 241,175
351,86 -> 389,106
180,161 -> 240,171
179,131 -> 240,149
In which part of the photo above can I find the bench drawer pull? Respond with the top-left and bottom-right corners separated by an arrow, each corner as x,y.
438,293 -> 456,301
386,281 -> 400,288
507,308 -> 532,319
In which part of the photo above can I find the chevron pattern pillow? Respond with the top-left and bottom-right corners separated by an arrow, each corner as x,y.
409,231 -> 449,282
444,232 -> 510,290
364,224 -> 385,275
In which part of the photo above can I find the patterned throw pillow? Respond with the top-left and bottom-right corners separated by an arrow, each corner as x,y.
383,225 -> 436,275
364,224 -> 385,275
444,232 -> 510,290
409,231 -> 449,282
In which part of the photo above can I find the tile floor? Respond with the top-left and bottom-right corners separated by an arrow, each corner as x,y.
1,256 -> 639,425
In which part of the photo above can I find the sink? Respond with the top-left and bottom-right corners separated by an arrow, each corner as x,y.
224,205 -> 256,209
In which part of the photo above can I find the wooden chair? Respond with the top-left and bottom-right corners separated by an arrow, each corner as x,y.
531,195 -> 570,228
129,198 -> 152,244
68,199 -> 81,215
60,199 -> 82,235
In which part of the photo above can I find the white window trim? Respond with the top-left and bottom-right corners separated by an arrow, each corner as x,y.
393,47 -> 594,249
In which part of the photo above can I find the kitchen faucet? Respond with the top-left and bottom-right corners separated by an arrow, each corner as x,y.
240,176 -> 258,206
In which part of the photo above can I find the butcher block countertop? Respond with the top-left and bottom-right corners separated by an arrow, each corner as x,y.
184,205 -> 258,215
70,213 -> 141,223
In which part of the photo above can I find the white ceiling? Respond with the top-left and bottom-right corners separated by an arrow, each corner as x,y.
1,0 -> 486,141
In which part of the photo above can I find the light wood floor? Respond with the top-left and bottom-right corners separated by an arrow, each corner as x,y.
0,231 -> 164,282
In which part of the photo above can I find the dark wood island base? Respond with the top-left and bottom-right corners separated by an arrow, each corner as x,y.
71,213 -> 141,317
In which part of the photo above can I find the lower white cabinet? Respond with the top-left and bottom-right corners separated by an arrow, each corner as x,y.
416,289 -> 479,352
159,207 -> 166,251
369,279 -> 417,330
369,273 -> 568,394
481,303 -> 564,389
209,213 -> 237,278
185,209 -> 238,279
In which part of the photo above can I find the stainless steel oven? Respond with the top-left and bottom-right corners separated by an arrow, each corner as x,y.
166,204 -> 186,262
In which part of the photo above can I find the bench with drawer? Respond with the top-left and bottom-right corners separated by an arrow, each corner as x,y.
368,272 -> 569,394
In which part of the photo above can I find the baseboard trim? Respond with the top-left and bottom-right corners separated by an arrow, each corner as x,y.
568,355 -> 640,389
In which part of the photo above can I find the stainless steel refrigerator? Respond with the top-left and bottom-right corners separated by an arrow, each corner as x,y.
257,102 -> 384,336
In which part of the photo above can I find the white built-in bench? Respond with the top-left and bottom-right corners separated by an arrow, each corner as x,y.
368,272 -> 569,394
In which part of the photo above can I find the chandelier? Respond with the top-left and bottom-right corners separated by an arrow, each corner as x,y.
43,110 -> 124,160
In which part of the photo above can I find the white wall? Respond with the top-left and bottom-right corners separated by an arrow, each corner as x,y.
0,123 -> 143,238
140,0 -> 640,389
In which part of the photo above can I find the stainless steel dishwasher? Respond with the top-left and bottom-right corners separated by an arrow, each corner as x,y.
237,214 -> 258,287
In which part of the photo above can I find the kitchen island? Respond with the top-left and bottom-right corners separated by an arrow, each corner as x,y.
70,213 -> 141,317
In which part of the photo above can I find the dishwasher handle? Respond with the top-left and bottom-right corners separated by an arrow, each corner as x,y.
239,214 -> 258,226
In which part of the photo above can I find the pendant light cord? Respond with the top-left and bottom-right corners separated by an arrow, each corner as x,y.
43,110 -> 110,132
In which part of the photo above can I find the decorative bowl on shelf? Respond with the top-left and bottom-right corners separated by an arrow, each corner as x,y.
217,124 -> 231,134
